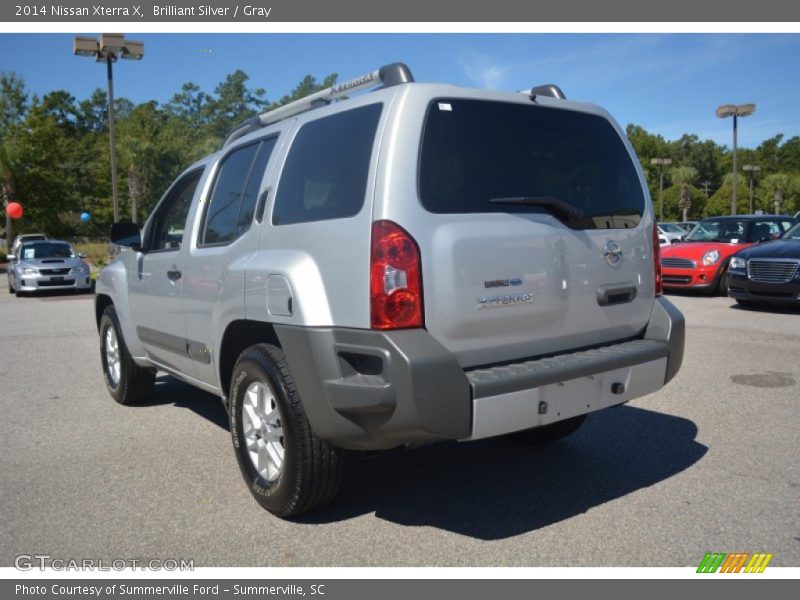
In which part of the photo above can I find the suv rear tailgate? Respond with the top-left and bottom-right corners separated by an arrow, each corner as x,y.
407,96 -> 655,367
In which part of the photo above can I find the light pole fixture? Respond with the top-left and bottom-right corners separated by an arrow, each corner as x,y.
716,103 -> 756,216
742,164 -> 761,215
74,34 -> 144,223
650,157 -> 672,221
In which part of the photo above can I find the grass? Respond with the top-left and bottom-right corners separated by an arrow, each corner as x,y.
73,242 -> 111,267
73,242 -> 112,281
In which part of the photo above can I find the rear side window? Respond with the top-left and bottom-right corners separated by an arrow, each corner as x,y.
148,169 -> 203,251
272,103 -> 382,226
419,99 -> 644,229
201,139 -> 275,246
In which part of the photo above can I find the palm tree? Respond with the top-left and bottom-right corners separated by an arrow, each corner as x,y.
669,166 -> 697,221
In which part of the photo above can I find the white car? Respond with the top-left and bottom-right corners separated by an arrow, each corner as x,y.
11,233 -> 47,257
657,223 -> 688,245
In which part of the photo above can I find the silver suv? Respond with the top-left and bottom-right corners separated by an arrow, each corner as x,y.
95,63 -> 684,517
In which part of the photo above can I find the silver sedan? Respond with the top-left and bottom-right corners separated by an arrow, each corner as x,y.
7,240 -> 93,296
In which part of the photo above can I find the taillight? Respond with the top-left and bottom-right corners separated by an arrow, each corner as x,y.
653,223 -> 663,296
370,220 -> 423,329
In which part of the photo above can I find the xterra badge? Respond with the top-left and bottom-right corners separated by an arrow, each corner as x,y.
477,292 -> 534,310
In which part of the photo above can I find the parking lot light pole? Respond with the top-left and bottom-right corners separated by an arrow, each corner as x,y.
73,34 -> 144,224
650,157 -> 672,221
716,103 -> 756,216
742,164 -> 761,214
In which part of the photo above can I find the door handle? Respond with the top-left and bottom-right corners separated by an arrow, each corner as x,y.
167,269 -> 182,281
596,283 -> 637,306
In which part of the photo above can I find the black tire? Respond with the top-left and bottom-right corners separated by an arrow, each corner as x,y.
229,343 -> 344,517
735,299 -> 758,308
509,414 -> 588,445
716,266 -> 729,296
99,305 -> 155,405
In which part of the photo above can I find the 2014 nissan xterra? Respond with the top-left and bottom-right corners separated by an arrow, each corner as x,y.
95,63 -> 684,517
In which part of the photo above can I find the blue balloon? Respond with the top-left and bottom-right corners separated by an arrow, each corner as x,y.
80,212 -> 90,223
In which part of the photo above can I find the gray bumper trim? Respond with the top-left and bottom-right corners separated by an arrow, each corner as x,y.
274,325 -> 472,451
466,339 -> 668,399
643,296 -> 685,384
273,297 -> 684,450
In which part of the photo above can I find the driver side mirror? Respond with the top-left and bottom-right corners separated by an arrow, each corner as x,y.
110,221 -> 142,250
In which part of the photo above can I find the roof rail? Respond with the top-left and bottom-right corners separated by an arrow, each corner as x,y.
222,63 -> 414,148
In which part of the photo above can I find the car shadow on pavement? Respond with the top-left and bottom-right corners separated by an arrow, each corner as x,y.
728,301 -> 800,314
22,289 -> 94,301
299,405 -> 707,540
140,375 -> 230,431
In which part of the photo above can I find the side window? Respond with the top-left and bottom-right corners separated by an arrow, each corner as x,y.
200,138 -> 276,246
272,103 -> 382,226
238,138 -> 276,234
752,221 -> 779,241
148,169 -> 203,252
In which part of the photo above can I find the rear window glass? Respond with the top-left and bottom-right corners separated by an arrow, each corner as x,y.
418,99 -> 644,229
272,103 -> 382,226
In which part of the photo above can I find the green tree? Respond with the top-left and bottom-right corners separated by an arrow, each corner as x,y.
662,166 -> 701,220
669,134 -> 724,191
203,70 -> 268,140
757,173 -> 800,215
754,134 -> 784,174
662,184 -> 706,220
705,173 -> 750,216
0,72 -> 29,245
269,73 -> 338,108
166,82 -> 210,123
777,136 -> 800,173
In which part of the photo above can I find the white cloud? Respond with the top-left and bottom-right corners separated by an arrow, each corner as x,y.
457,51 -> 513,89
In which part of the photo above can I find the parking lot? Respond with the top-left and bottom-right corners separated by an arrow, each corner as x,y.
0,289 -> 797,567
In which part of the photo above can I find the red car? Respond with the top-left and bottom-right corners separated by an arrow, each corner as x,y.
660,215 -> 796,294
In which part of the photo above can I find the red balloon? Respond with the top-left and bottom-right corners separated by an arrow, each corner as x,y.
6,202 -> 23,219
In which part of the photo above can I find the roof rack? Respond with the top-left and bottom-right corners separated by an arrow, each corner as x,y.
222,62 -> 414,148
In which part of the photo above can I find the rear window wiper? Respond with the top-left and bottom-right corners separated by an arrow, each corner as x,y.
489,196 -> 584,223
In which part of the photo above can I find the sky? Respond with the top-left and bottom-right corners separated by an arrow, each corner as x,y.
1,32 -> 799,149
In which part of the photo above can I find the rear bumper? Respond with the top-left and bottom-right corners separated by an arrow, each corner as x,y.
275,297 -> 684,450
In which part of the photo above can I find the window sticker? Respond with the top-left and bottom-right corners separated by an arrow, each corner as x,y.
437,103 -> 452,111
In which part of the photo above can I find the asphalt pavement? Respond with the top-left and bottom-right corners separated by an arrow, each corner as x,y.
0,289 -> 798,566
